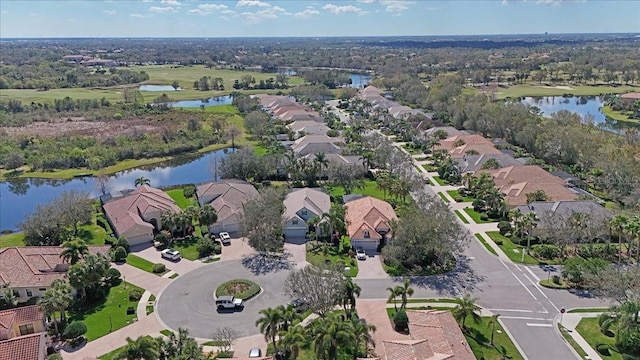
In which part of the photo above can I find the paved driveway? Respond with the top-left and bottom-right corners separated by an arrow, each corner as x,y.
131,243 -> 204,274
156,259 -> 292,338
113,263 -> 171,295
355,254 -> 389,279
219,236 -> 257,262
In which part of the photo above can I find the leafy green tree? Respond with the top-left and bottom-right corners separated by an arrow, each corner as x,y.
1,286 -> 18,307
240,187 -> 285,253
63,321 -> 87,341
198,205 -> 218,229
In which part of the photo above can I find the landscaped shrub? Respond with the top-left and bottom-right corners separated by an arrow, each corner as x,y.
617,327 -> 640,355
562,258 -> 609,285
105,268 -> 122,286
63,321 -> 87,341
393,309 -> 409,332
116,236 -> 130,252
183,185 -> 196,198
152,263 -> 166,274
497,221 -> 512,235
552,275 -> 561,284
596,344 -> 611,356
531,244 -> 560,260
113,246 -> 127,262
213,244 -> 222,255
197,237 -> 216,257
472,200 -> 485,212
113,112 -> 123,120
129,289 -> 143,301
155,233 -> 169,247
47,354 -> 63,360
480,214 -> 489,221
454,196 -> 464,202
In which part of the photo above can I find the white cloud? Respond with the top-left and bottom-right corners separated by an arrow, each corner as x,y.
103,10 -> 117,15
322,4 -> 367,15
293,7 -> 319,18
357,0 -> 375,3
161,0 -> 181,4
380,0 -> 411,13
221,9 -> 236,14
142,0 -> 153,2
237,0 -> 271,7
188,3 -> 228,15
130,13 -> 150,18
149,6 -> 177,12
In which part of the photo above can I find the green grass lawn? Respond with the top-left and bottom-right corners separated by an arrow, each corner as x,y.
463,208 -> 499,224
454,210 -> 470,224
437,192 -> 451,203
401,144 -> 421,155
602,105 -> 639,123
432,176 -> 447,186
422,164 -> 437,172
306,240 -> 358,277
485,232 -> 539,265
475,234 -> 498,256
576,317 -> 624,360
253,144 -> 269,156
0,232 -> 27,248
493,83 -> 639,100
447,189 -> 476,202
1,213 -> 108,248
166,189 -> 197,209
170,237 -> 201,260
69,282 -> 142,341
415,165 -> 424,173
568,308 -> 609,313
328,180 -> 386,201
125,254 -> 166,274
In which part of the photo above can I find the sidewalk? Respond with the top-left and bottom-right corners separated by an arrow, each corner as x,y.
385,301 -> 495,317
559,312 -> 603,360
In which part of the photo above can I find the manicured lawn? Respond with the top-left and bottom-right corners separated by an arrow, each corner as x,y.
0,232 -> 26,248
166,189 -> 197,209
463,208 -> 499,224
437,192 -> 450,203
447,189 -> 476,202
69,282 -> 142,341
401,144 -> 421,155
559,325 -> 589,359
414,165 -> 424,173
253,145 -> 269,156
432,176 -> 447,186
454,210 -> 470,224
306,240 -> 358,277
493,83 -> 639,99
170,237 -> 201,260
328,180 -> 386,201
485,232 -> 539,265
126,254 -> 166,274
475,234 -> 498,256
160,329 -> 173,336
576,317 -> 624,360
422,164 -> 437,172
568,308 -> 608,313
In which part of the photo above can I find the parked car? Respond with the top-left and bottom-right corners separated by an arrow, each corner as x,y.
288,298 -> 308,313
219,232 -> 231,245
216,295 -> 243,310
356,247 -> 367,260
160,248 -> 181,261
248,347 -> 262,358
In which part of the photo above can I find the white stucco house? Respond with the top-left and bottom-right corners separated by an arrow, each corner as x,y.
282,187 -> 331,240
195,180 -> 259,234
102,185 -> 181,246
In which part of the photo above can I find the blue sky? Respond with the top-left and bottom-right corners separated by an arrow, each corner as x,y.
0,0 -> 638,38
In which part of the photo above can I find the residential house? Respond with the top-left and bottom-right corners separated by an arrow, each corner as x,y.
291,135 -> 342,157
513,200 -> 612,238
102,185 -> 181,246
196,180 -> 259,234
286,120 -> 330,137
0,306 -> 47,360
279,109 -> 321,121
344,196 -> 397,251
300,153 -> 364,168
477,165 -> 579,207
381,310 -> 475,360
454,153 -> 523,174
283,188 -> 331,239
620,92 -> 640,105
0,246 -> 110,302
423,126 -> 464,138
434,134 -> 502,159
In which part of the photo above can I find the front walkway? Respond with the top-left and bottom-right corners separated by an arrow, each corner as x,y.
560,312 -> 603,360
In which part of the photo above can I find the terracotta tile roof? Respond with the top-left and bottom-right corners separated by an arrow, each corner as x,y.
382,339 -> 440,360
344,196 -> 397,239
620,92 -> 640,100
448,143 -> 503,159
103,185 -> 181,236
404,310 -> 475,360
287,120 -> 330,135
434,134 -> 498,157
0,333 -> 45,360
0,246 -> 109,288
196,180 -> 259,223
477,165 -> 578,206
283,188 -> 331,221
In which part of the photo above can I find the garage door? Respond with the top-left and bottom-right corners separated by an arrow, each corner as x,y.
351,239 -> 379,252
126,233 -> 153,246
221,222 -> 240,233
284,227 -> 308,240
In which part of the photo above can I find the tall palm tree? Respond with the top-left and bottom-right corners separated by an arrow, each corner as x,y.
453,294 -> 481,330
462,173 -> 475,191
310,313 -> 356,360
278,305 -> 299,332
625,219 -> 640,266
60,239 -> 89,265
482,187 -> 505,215
488,314 -> 500,346
395,278 -> 414,309
350,317 -> 376,360
49,279 -> 73,324
376,172 -> 392,200
118,336 -> 159,360
134,177 -> 151,187
278,325 -> 306,360
342,277 -> 361,319
322,204 -> 346,238
610,214 -> 629,264
37,293 -> 59,334
509,208 -> 524,238
197,205 -> 218,231
314,152 -> 330,181
160,211 -> 175,232
256,307 -> 283,352
386,286 -> 400,311
390,176 -> 412,203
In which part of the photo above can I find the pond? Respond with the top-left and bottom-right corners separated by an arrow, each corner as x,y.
349,73 -> 373,89
0,148 -> 232,232
139,84 -> 182,92
169,95 -> 233,108
520,96 -> 606,124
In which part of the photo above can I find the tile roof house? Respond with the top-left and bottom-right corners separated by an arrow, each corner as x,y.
0,333 -> 46,360
423,126 -> 464,138
0,305 -> 47,360
0,246 -> 110,302
291,135 -> 342,157
381,310 -> 475,360
102,185 -> 181,246
454,153 -> 523,174
279,109 -> 321,121
283,188 -> 331,239
434,134 -> 502,159
513,200 -> 613,238
477,165 -> 579,207
344,196 -> 397,252
196,180 -> 259,234
287,120 -> 330,137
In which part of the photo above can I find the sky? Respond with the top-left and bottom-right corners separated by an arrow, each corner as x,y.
0,0 -> 638,38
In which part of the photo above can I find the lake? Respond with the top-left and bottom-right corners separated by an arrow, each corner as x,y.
170,95 -> 233,108
139,84 -> 182,92
350,73 -> 373,89
0,148 -> 232,232
520,96 -> 606,124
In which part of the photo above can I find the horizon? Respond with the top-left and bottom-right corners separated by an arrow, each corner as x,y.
1,0 -> 639,38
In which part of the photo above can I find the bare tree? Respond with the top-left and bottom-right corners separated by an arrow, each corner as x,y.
210,327 -> 240,353
240,187 -> 285,253
284,265 -> 345,318
94,172 -> 111,196
585,265 -> 640,304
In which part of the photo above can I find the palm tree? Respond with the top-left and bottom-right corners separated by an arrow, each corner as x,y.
256,307 -> 283,352
350,317 -> 376,359
386,286 -> 400,311
37,293 -> 59,334
310,313 -> 356,360
462,173 -> 475,191
488,314 -> 500,346
522,212 -> 539,255
322,204 -> 346,238
278,325 -> 306,360
390,176 -> 412,203
278,305 -> 298,332
118,336 -> 159,360
376,172 -> 392,200
161,211 -> 175,232
509,208 -> 524,238
342,277 -> 361,319
49,279 -> 73,324
482,187 -> 505,215
395,278 -> 415,309
453,294 -> 481,330
314,152 -> 330,181
198,204 -> 218,231
60,239 -> 89,265
610,214 -> 629,264
134,177 -> 151,187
